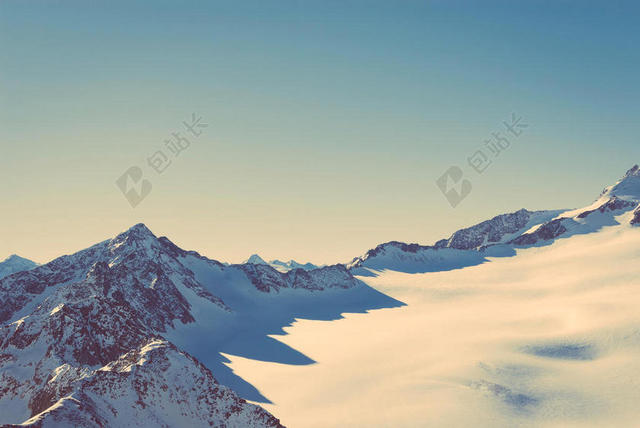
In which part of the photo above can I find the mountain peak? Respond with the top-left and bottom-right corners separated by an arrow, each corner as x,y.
624,164 -> 640,178
0,254 -> 38,280
244,254 -> 268,265
602,164 -> 640,200
125,222 -> 154,235
113,223 -> 157,243
2,254 -> 27,263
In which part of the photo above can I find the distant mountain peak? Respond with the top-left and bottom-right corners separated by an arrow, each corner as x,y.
0,254 -> 38,280
268,259 -> 320,272
601,164 -> 640,200
244,254 -> 269,265
116,222 -> 156,240
624,164 -> 640,177
2,254 -> 30,263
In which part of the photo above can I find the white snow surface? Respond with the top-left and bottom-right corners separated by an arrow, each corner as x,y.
226,218 -> 640,427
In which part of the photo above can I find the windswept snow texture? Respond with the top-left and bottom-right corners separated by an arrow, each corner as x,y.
0,223 -> 401,426
218,165 -> 640,427
0,255 -> 37,280
226,209 -> 640,427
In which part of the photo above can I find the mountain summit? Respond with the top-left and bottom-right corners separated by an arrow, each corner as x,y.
0,223 -> 394,426
243,254 -> 269,265
601,164 -> 640,200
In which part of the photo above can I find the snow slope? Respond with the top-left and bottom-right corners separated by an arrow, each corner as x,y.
225,208 -> 640,427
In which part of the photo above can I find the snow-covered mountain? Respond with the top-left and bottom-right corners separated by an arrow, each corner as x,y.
510,164 -> 640,246
0,254 -> 38,280
0,223 -> 387,427
227,165 -> 640,428
349,165 -> 640,275
7,166 -> 638,426
242,254 -> 320,272
346,209 -> 562,275
241,183 -> 640,428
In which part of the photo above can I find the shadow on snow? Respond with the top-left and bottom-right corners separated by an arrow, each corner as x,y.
166,262 -> 405,403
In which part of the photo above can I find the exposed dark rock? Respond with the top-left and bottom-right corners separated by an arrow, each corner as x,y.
510,218 -> 567,246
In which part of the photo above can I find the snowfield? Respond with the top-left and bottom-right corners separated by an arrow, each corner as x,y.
3,166 -> 640,427
226,217 -> 640,427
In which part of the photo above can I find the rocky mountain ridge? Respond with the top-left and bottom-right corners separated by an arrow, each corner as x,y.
0,223 -> 367,427
349,165 -> 640,274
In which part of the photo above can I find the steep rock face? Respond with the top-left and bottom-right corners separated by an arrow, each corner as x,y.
236,263 -> 358,292
510,219 -> 568,246
0,225 -> 227,327
575,197 -> 636,219
347,241 -> 432,271
0,227 -> 236,425
631,206 -> 640,226
436,209 -> 534,250
0,241 -> 107,323
287,265 -> 358,290
13,340 -> 282,428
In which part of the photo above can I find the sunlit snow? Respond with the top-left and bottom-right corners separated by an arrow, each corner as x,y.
226,221 -> 640,427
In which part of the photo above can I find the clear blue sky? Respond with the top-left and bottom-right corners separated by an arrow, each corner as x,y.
2,0 -> 639,264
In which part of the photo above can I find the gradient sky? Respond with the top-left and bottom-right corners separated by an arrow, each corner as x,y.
2,0 -> 639,265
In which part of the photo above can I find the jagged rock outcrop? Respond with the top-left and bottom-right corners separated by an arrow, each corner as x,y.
236,263 -> 358,292
436,208 -> 534,250
8,340 -> 281,428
